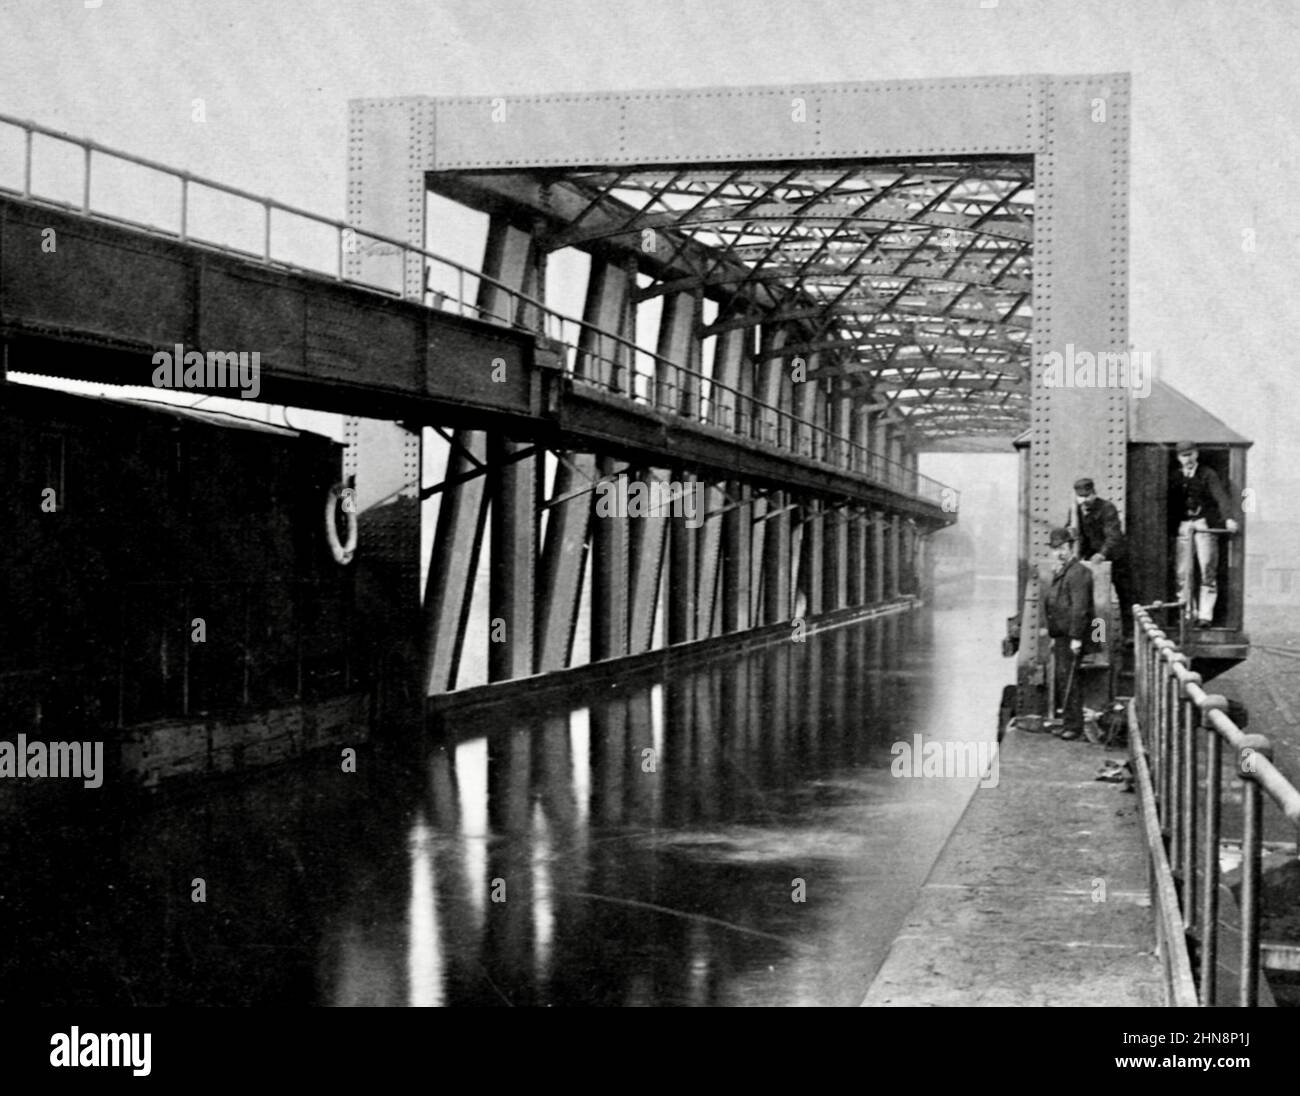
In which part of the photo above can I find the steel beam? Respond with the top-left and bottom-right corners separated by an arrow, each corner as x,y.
801,498 -> 825,619
667,473 -> 698,645
871,508 -> 886,603
487,435 -> 537,681
535,450 -> 594,671
629,469 -> 669,653
763,489 -> 792,624
846,505 -> 867,606
722,481 -> 753,633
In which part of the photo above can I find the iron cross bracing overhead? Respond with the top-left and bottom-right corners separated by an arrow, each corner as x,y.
438,158 -> 1034,445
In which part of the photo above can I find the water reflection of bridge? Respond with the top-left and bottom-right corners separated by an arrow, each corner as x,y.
1,601 -> 1014,1007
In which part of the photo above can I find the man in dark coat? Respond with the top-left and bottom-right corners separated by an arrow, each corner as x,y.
1068,476 -> 1131,631
1044,526 -> 1094,740
1168,442 -> 1239,627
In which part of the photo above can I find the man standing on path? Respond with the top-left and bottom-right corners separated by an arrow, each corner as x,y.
1067,476 -> 1131,632
1044,527 -> 1094,741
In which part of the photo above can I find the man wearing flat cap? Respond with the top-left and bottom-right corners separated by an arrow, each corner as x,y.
1044,526 -> 1093,740
1169,442 -> 1239,627
1067,477 -> 1131,628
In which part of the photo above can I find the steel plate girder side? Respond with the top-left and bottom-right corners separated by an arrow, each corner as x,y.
535,451 -> 595,672
427,78 -> 1043,169
1031,75 -> 1130,559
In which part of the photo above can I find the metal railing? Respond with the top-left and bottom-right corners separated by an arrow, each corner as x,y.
0,111 -> 955,512
1133,603 -> 1300,1006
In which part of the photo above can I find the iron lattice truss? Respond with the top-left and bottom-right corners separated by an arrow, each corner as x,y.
553,159 -> 1033,445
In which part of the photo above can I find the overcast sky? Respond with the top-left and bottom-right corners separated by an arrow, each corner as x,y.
2,0 -> 1296,483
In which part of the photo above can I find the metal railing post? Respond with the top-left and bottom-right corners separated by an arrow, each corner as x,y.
1167,652 -> 1188,863
1237,732 -> 1272,1007
1199,699 -> 1224,1005
1181,670 -> 1202,933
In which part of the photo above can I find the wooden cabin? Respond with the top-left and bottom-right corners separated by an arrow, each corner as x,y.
1,382 -> 368,793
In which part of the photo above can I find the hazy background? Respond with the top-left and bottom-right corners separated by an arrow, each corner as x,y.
2,0 -> 1296,608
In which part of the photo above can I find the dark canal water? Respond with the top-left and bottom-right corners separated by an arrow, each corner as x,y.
0,599 -> 1008,1006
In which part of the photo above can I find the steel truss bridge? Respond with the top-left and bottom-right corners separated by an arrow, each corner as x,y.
0,73 -> 1128,700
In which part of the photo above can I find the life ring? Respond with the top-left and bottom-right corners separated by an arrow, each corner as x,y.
325,484 -> 358,565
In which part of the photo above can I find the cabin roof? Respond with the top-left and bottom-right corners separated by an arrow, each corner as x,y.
1129,380 -> 1251,446
2,381 -> 333,443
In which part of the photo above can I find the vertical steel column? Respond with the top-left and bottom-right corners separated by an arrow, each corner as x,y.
695,484 -> 725,639
793,359 -> 818,459
584,259 -> 636,662
535,261 -> 628,671
755,334 -> 795,622
888,432 -> 904,493
722,483 -> 753,633
762,490 -> 791,624
698,324 -> 747,640
750,491 -> 768,624
591,463 -> 630,661
482,218 -> 540,682
801,498 -> 824,619
423,433 -> 489,693
629,468 -> 668,652
659,293 -> 699,647
667,473 -> 698,645
1031,75 -> 1130,562
889,515 -> 902,598
823,504 -> 847,611
534,450 -> 592,673
487,435 -> 537,681
846,505 -> 866,606
345,98 -> 429,712
871,508 -> 886,603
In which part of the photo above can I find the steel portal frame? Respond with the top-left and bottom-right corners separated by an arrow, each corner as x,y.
346,75 -> 1128,691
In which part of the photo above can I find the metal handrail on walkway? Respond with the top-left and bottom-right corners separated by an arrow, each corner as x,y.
0,112 -> 955,511
1133,603 -> 1300,1006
